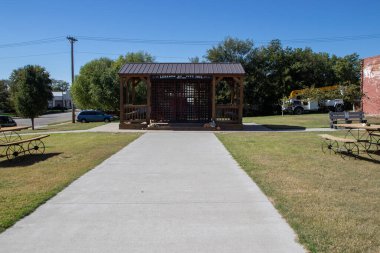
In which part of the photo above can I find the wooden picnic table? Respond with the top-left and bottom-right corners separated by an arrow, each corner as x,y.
335,123 -> 380,160
335,123 -> 380,131
0,126 -> 49,161
0,126 -> 30,132
0,126 -> 30,143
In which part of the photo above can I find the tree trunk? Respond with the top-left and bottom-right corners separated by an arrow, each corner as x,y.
31,117 -> 34,130
62,91 -> 65,112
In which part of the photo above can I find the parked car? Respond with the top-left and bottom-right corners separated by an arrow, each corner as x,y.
77,110 -> 113,123
0,115 -> 17,127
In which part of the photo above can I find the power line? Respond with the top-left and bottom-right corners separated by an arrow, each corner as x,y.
0,52 -> 68,60
277,34 -> 380,44
0,36 -> 66,49
0,51 -> 190,60
76,36 -> 220,45
76,33 -> 380,45
77,51 -> 189,59
1,33 -> 380,50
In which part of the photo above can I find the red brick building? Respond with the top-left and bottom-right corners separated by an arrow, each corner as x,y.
362,55 -> 380,115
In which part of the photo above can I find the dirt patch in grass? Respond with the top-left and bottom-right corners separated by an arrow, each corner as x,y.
0,132 -> 141,233
217,132 -> 379,253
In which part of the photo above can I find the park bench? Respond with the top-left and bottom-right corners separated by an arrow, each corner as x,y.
329,111 -> 366,128
0,134 -> 49,160
319,134 -> 359,159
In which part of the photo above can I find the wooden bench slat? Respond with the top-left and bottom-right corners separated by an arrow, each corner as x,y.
329,111 -> 366,128
319,134 -> 357,143
0,135 -> 49,147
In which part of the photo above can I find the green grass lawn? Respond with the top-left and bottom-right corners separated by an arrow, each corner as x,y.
0,113 -> 17,117
244,113 -> 330,129
0,132 -> 141,233
20,121 -> 108,133
217,132 -> 379,253
244,113 -> 380,130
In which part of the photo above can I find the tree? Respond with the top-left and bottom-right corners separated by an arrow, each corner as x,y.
113,51 -> 155,72
332,53 -> 361,85
205,37 -> 362,115
9,65 -> 53,129
71,58 -> 117,111
71,52 -> 155,112
206,37 -> 254,63
113,52 -> 155,105
51,79 -> 69,92
205,37 -> 255,107
51,79 -> 70,110
0,80 -> 11,112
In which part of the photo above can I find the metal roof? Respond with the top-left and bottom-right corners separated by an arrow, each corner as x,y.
119,63 -> 245,75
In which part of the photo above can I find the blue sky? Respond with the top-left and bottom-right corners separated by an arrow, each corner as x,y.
1,0 -> 379,83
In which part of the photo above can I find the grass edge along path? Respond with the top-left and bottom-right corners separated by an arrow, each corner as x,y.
19,121 -> 108,133
0,132 -> 141,233
217,132 -> 379,253
244,113 -> 380,130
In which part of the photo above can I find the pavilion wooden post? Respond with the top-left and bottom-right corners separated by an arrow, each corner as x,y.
146,77 -> 151,124
131,79 -> 137,104
238,77 -> 244,123
230,81 -> 235,104
119,77 -> 125,124
211,76 -> 216,120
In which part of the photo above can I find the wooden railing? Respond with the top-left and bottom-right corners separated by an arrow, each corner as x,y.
216,104 -> 239,123
125,104 -> 148,122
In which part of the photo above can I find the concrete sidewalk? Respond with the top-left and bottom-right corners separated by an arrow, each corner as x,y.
0,132 -> 305,253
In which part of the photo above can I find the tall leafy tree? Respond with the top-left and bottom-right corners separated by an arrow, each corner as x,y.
71,52 -> 155,111
51,79 -> 70,92
9,65 -> 53,129
205,37 -> 255,105
205,37 -> 361,115
206,37 -> 254,64
51,79 -> 70,110
113,52 -> 155,105
71,58 -> 117,111
0,80 -> 11,112
113,51 -> 155,72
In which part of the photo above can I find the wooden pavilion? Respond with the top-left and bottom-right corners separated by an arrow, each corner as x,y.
119,63 -> 245,130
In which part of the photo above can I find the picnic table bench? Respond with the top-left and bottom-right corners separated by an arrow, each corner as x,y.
0,126 -> 49,161
320,123 -> 380,160
319,134 -> 359,159
329,111 -> 366,128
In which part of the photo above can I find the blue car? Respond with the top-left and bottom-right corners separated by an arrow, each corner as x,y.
77,110 -> 113,123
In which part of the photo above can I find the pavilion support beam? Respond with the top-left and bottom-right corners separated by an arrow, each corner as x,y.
146,77 -> 151,124
125,78 -> 129,105
238,77 -> 244,124
230,81 -> 235,104
212,76 -> 216,120
131,79 -> 137,104
119,77 -> 127,124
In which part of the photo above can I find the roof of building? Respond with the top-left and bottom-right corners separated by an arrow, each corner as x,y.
118,63 -> 245,75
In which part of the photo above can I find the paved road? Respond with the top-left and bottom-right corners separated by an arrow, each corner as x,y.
14,112 -> 74,127
0,132 -> 305,252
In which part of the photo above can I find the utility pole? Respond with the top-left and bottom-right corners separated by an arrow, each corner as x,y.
67,36 -> 77,123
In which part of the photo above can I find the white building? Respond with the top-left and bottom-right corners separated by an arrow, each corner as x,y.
48,91 -> 72,109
